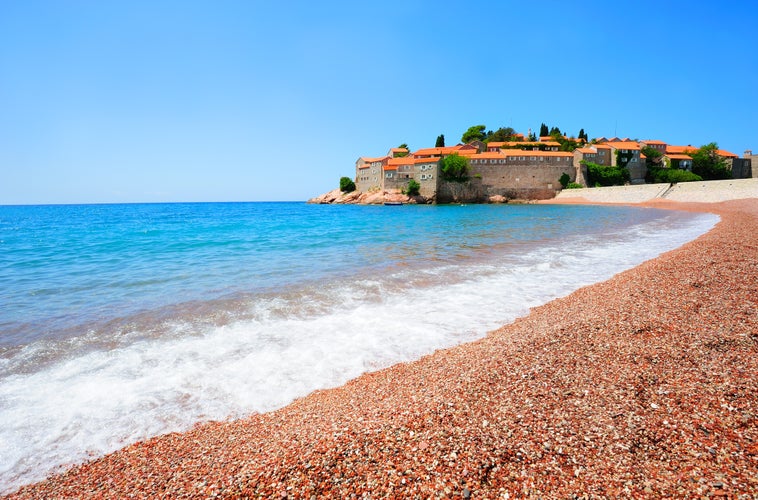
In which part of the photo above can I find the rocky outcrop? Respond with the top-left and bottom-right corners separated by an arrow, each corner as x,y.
307,189 -> 431,205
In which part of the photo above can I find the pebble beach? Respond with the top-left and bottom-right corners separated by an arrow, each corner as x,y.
6,195 -> 758,498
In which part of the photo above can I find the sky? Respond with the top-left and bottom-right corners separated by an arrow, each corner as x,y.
1,1 -> 757,204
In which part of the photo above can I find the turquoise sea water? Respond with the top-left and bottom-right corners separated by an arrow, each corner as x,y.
0,202 -> 718,492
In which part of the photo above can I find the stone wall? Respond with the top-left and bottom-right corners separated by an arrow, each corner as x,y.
471,163 -> 573,196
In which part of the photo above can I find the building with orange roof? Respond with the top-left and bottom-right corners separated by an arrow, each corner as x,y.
463,149 -> 577,197
411,144 -> 477,159
355,155 -> 390,193
380,156 -> 440,197
596,141 -> 646,184
640,140 -> 667,155
387,147 -> 409,158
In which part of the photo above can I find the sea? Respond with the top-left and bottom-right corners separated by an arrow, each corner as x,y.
0,201 -> 718,493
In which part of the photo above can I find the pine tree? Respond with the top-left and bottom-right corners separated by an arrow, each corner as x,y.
435,134 -> 445,147
539,123 -> 549,137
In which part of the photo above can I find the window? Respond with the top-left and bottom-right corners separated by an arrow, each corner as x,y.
386,172 -> 393,178
531,157 -> 536,161
539,157 -> 543,161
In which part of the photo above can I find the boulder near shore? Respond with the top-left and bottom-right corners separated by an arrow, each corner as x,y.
307,188 -> 430,205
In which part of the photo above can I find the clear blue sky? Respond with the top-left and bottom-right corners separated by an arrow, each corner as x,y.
2,1 -> 757,204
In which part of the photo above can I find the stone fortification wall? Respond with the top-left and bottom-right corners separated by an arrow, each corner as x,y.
435,179 -> 487,204
472,163 -> 574,197
435,178 -> 557,203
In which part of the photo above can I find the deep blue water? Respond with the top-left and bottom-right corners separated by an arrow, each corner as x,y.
0,202 -> 718,492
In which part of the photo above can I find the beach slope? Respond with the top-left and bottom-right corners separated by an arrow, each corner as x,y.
7,199 -> 758,498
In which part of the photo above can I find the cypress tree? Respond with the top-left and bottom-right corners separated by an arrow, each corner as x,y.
435,134 -> 445,147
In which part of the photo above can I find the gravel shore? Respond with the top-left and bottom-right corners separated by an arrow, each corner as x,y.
7,199 -> 758,499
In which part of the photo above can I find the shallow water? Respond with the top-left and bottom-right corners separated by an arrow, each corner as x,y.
0,202 -> 718,492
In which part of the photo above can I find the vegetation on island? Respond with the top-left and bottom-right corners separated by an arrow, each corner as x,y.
435,134 -> 445,147
461,125 -> 487,143
646,167 -> 702,184
440,153 -> 470,182
582,161 -> 630,187
340,176 -> 356,193
404,179 -> 421,196
559,173 -> 571,189
460,125 -> 519,144
692,143 -> 732,180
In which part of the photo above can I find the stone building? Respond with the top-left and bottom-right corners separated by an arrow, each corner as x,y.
467,150 -> 575,198
355,156 -> 389,193
382,157 -> 440,198
603,141 -> 646,184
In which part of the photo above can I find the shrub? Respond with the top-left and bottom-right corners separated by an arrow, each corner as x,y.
404,179 -> 421,196
584,161 -> 630,186
559,172 -> 570,188
648,167 -> 702,183
565,182 -> 584,189
339,176 -> 356,193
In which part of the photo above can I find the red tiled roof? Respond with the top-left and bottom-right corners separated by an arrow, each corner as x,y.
604,141 -> 641,150
666,145 -> 698,155
361,155 -> 390,163
666,154 -> 693,160
387,157 -> 412,166
470,152 -> 507,159
501,150 -> 573,157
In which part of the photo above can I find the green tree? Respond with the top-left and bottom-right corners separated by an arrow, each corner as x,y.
405,179 -> 421,196
486,127 -> 516,143
559,172 -> 570,188
339,176 -> 356,193
549,126 -> 562,137
583,161 -> 630,186
691,143 -> 732,180
641,145 -> 663,168
461,125 -> 487,143
527,130 -> 537,141
578,128 -> 588,142
435,134 -> 445,147
539,123 -> 549,137
440,153 -> 470,181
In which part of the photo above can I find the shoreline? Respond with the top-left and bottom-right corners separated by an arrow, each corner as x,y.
6,198 -> 758,498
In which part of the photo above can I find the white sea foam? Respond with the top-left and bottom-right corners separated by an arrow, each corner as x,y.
0,212 -> 718,493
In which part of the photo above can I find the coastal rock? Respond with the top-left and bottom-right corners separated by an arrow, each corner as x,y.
307,188 -> 344,204
308,189 -> 430,205
488,195 -> 508,204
